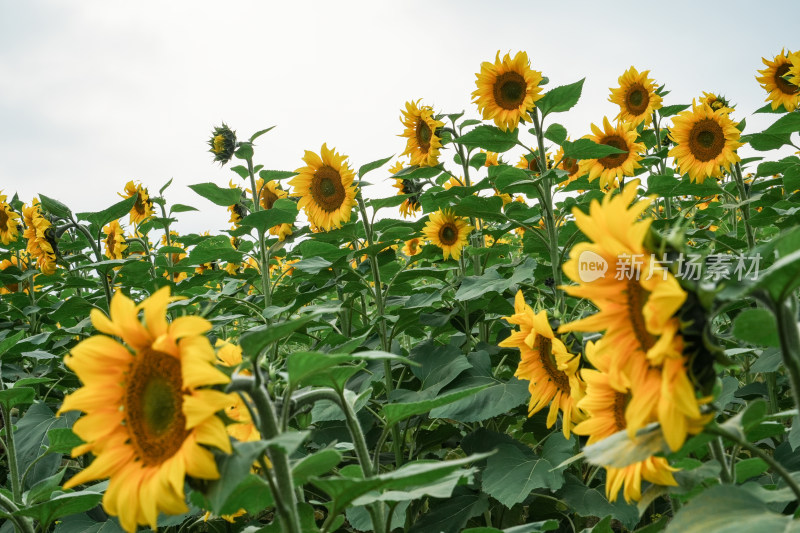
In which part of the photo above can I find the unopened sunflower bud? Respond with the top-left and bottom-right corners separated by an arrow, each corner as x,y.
208,123 -> 237,165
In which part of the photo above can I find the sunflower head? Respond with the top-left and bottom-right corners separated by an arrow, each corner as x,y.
399,100 -> 445,167
392,174 -> 424,218
0,191 -> 22,245
120,181 -> 154,226
608,67 -> 663,126
554,144 -> 581,187
473,51 -> 545,132
208,123 -> 237,165
700,91 -> 734,114
788,52 -> 800,89
516,149 -> 552,173
255,178 -> 289,210
668,101 -> 743,184
103,220 -> 128,260
402,237 -> 422,257
22,199 -> 58,275
422,209 -> 474,261
481,150 -> 500,167
290,144 -> 358,232
756,49 -> 800,112
577,117 -> 645,189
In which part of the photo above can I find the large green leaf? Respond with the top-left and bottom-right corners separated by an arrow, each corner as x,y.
455,126 -> 519,153
537,79 -> 584,116
16,491 -> 103,529
561,138 -> 626,160
407,489 -> 489,533
238,198 -> 298,229
382,385 -> 488,426
188,182 -> 242,206
732,308 -> 780,347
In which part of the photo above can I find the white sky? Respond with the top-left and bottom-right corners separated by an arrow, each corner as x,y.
1,0 -> 797,234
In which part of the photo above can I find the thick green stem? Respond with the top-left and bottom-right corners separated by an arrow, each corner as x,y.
773,296 -> 800,417
651,111 -> 672,219
0,491 -> 35,533
69,221 -> 112,308
1,404 -> 22,503
709,437 -> 732,483
246,158 -> 273,311
732,162 -> 756,249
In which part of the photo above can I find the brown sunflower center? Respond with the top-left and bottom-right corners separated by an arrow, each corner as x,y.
439,223 -> 458,245
260,188 -> 279,210
597,135 -> 629,169
527,156 -> 541,172
416,120 -> 432,151
408,239 -> 418,253
625,83 -> 650,115
536,336 -> 571,391
493,71 -> 527,110
124,348 -> 188,466
0,209 -> 8,232
625,279 -> 656,352
311,166 -> 346,212
688,118 -> 725,162
775,63 -> 799,95
612,391 -> 629,431
562,157 -> 579,176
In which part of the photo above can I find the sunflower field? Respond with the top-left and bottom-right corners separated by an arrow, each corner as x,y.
2,49 -> 800,533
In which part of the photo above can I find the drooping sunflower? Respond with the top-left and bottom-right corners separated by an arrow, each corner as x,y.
577,117 -> 644,189
0,191 -> 21,245
756,49 -> 800,112
699,92 -> 734,114
103,220 -> 128,260
500,291 -> 585,438
268,223 -> 293,241
59,288 -> 233,533
120,181 -> 154,225
22,199 -> 58,275
391,161 -> 423,218
481,150 -> 500,167
227,181 -> 247,226
473,51 -> 545,132
554,144 -> 581,187
608,67 -> 663,126
208,123 -> 237,165
402,237 -> 422,257
422,209 -> 473,261
255,178 -> 289,210
668,102 -> 743,184
399,100 -> 445,167
290,144 -> 358,232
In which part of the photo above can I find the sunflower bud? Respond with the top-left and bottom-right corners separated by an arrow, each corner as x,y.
208,123 -> 237,165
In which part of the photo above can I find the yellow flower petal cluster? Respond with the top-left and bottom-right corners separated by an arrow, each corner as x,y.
103,220 -> 128,260
402,237 -> 422,257
422,209 -> 474,261
391,161 -> 422,218
120,180 -> 154,225
0,191 -> 21,245
473,51 -> 544,132
608,67 -> 663,126
59,288 -> 232,533
399,100 -> 445,167
668,102 -> 743,184
290,144 -> 358,232
500,291 -> 586,438
22,199 -> 58,275
756,49 -> 800,111
577,117 -> 645,189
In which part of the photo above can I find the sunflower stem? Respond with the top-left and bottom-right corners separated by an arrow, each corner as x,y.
66,219 -> 113,308
652,111 -> 673,219
0,491 -> 34,533
772,295 -> 800,418
709,437 -> 732,483
0,404 -> 22,503
732,162 -> 756,249
245,157 -> 273,312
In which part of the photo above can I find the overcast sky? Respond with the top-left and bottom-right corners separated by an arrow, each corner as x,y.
1,0 -> 796,234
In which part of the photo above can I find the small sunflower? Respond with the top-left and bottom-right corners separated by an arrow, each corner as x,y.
268,223 -> 293,241
402,237 -> 422,257
756,49 -> 800,112
120,181 -> 154,225
103,220 -> 128,260
422,209 -> 473,261
227,181 -> 247,226
290,144 -> 358,232
255,178 -> 289,210
608,67 -> 663,126
668,102 -> 743,184
59,288 -> 233,533
0,191 -> 21,245
481,150 -> 500,167
554,144 -> 581,187
208,123 -> 237,165
577,117 -> 645,189
516,149 -> 552,173
22,199 -> 58,275
0,256 -> 25,294
500,291 -> 585,438
473,51 -> 545,132
390,160 -> 423,218
399,100 -> 445,167
699,92 -> 734,114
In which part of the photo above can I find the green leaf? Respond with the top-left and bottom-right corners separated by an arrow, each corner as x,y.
292,449 -> 342,485
429,376 -> 529,423
743,132 -> 792,151
288,350 -> 412,390
646,174 -> 723,197
238,199 -> 298,230
734,457 -> 769,483
455,260 -> 535,301
38,194 -> 73,219
0,331 -> 25,357
544,123 -> 567,145
762,113 -> 800,135
409,341 -> 472,394
0,387 -> 35,410
749,248 -> 800,302
456,125 -> 519,153
79,195 -> 137,230
259,169 -> 298,181
665,484 -> 798,533
25,470 -> 65,505
382,385 -> 488,426
169,203 -> 199,214
292,256 -> 332,275
250,126 -> 276,142
561,138 -> 626,160
15,403 -> 79,490
358,155 -> 394,178
239,305 -> 340,356
732,308 -> 780,347
408,490 -> 489,533
185,235 -> 242,265
188,182 -> 242,206
16,491 -> 103,529
46,428 -> 84,455
537,78 -> 585,116
234,142 -> 254,160
204,440 -> 273,515
559,475 -> 639,529
658,104 -> 691,117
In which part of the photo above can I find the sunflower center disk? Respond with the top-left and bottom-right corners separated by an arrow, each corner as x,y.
493,72 -> 527,110
598,135 -> 629,169
625,84 -> 649,115
775,63 -> 799,95
688,119 -> 725,162
537,337 -> 570,391
311,166 -> 346,212
124,349 -> 188,466
416,120 -> 432,150
625,279 -> 657,352
0,210 -> 8,231
439,224 -> 458,245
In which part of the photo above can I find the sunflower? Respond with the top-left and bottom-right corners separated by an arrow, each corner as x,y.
516,149 -> 552,173
22,200 -> 58,275
443,176 -> 464,189
0,191 -> 21,245
399,100 -> 445,167
608,67 -> 663,126
0,256 -> 25,294
268,223 -> 293,241
500,291 -> 585,438
473,51 -> 545,132
577,117 -> 645,189
215,340 -> 260,443
208,123 -> 237,165
422,209 -> 473,261
572,342 -> 679,503
554,144 -> 581,187
103,220 -> 128,260
756,49 -> 800,112
290,144 -> 358,232
668,102 -> 743,184
254,178 -> 289,210
402,237 -> 422,257
788,52 -> 800,89
699,92 -> 734,114
482,150 -> 500,167
391,162 -> 423,219
58,288 -> 232,533
120,181 -> 154,225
